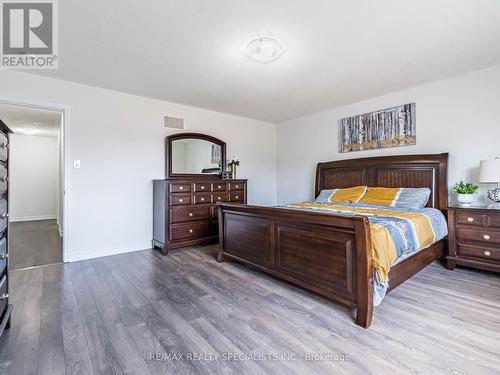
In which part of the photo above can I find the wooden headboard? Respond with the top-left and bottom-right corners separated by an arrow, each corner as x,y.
315,153 -> 448,211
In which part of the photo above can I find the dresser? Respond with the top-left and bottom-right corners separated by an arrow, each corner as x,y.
0,120 -> 12,338
153,178 -> 247,254
447,205 -> 500,273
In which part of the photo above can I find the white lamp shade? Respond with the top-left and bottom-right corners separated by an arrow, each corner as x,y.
478,158 -> 500,183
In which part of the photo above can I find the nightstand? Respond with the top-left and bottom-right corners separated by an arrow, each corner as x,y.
447,205 -> 500,272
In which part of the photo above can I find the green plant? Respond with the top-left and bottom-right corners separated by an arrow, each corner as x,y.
228,156 -> 240,167
453,181 -> 478,194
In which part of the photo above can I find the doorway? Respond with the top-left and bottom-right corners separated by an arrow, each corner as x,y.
0,103 -> 65,270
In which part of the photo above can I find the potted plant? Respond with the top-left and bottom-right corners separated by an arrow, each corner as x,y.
453,181 -> 478,206
228,156 -> 240,179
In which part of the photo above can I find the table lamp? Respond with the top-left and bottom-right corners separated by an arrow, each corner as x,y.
478,157 -> 500,207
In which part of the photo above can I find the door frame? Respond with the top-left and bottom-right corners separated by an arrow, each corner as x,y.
0,96 -> 71,262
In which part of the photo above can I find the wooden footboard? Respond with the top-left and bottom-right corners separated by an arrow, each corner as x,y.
217,203 -> 374,328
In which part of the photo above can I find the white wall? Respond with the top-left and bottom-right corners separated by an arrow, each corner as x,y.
0,70 -> 277,261
9,134 -> 59,221
277,65 -> 500,205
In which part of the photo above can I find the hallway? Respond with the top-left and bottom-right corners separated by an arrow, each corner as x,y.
9,220 -> 62,270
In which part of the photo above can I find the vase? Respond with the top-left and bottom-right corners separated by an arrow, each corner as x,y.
457,193 -> 475,206
230,164 -> 237,179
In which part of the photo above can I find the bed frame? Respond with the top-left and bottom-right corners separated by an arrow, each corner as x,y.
217,153 -> 448,328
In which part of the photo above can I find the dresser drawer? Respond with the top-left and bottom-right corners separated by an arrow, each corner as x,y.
212,192 -> 228,203
229,191 -> 244,202
457,227 -> 500,245
457,243 -> 500,262
0,275 -> 7,318
212,182 -> 227,191
0,237 -> 6,277
170,207 -> 210,223
169,183 -> 191,193
193,183 -> 210,192
228,182 -> 244,191
193,193 -> 211,205
0,165 -> 6,194
0,200 -> 6,233
0,134 -> 7,162
170,222 -> 211,241
169,194 -> 191,206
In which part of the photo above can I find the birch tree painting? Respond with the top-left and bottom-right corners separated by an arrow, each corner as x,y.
338,103 -> 416,153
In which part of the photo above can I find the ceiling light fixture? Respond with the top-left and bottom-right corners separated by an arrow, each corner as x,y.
243,36 -> 285,64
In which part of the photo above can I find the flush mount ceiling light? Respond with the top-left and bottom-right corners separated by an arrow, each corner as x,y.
243,36 -> 285,64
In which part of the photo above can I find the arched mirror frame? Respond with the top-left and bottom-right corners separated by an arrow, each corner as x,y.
166,132 -> 226,178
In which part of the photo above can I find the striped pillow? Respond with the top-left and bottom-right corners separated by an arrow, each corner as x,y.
360,187 -> 431,209
315,186 -> 368,204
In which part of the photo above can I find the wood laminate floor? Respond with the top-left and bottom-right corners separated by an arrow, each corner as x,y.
9,220 -> 63,270
0,245 -> 499,375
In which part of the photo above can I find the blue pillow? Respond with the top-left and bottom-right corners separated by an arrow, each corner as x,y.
393,188 -> 431,209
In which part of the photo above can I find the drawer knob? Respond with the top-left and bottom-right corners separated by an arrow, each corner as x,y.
0,293 -> 8,300
483,234 -> 491,240
179,186 -> 184,190
0,254 -> 8,260
189,229 -> 193,233
235,195 -> 239,199
467,217 -> 474,222
189,213 -> 193,217
217,197 -> 221,200
179,199 -> 183,203
201,197 -> 205,201
235,185 -> 239,188
218,185 -> 221,189
484,250 -> 492,257
201,186 -> 205,189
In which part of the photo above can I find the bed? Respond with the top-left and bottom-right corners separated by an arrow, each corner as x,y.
216,153 -> 448,328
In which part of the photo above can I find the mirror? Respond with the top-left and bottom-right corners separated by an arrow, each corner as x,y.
167,133 -> 226,177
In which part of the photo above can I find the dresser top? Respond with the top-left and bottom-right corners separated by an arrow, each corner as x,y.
448,204 -> 500,211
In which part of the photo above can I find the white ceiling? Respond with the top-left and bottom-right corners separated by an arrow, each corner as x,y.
33,0 -> 500,122
0,104 -> 61,138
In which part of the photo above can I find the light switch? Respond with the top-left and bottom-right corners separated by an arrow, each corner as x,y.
73,160 -> 81,169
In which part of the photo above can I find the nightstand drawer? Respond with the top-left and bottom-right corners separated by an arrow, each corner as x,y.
457,227 -> 500,245
457,244 -> 500,262
457,211 -> 500,228
456,212 -> 486,226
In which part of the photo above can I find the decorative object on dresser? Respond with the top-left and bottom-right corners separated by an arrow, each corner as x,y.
338,103 -> 416,153
218,153 -> 448,328
153,133 -> 247,254
447,205 -> 500,273
0,119 -> 12,338
453,181 -> 478,206
478,157 -> 500,207
228,156 -> 240,179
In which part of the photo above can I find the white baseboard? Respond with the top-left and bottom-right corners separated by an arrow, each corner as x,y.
9,215 -> 57,223
66,242 -> 151,262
